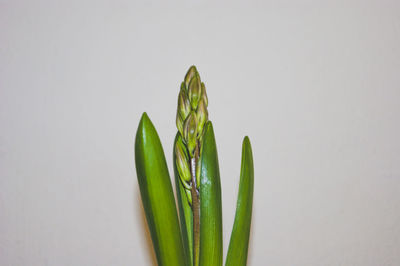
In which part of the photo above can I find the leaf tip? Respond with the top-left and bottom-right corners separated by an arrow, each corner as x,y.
243,136 -> 251,148
139,112 -> 150,125
204,120 -> 213,134
136,112 -> 156,150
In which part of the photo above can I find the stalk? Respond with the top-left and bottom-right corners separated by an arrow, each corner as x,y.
175,66 -> 208,266
190,150 -> 200,266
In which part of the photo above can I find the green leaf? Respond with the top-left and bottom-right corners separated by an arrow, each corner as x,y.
225,137 -> 254,266
135,112 -> 186,266
199,121 -> 223,266
173,133 -> 194,266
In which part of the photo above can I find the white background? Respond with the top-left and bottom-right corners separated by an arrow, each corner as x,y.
1,0 -> 400,265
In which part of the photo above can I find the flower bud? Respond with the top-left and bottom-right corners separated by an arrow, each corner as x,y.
175,138 -> 191,184
196,99 -> 208,136
201,82 -> 208,107
178,90 -> 190,120
176,112 -> 184,136
183,111 -> 198,156
180,82 -> 187,93
185,188 -> 192,206
188,75 -> 202,110
184,66 -> 198,88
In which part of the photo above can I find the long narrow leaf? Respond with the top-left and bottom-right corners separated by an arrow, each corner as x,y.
199,121 -> 223,266
135,112 -> 186,266
225,137 -> 254,266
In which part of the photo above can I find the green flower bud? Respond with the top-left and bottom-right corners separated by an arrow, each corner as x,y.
180,175 -> 192,191
176,112 -> 184,136
175,138 -> 192,184
185,188 -> 192,206
184,66 -> 198,88
201,82 -> 208,107
183,111 -> 198,157
178,90 -> 191,120
188,75 -> 202,110
196,99 -> 208,136
180,82 -> 187,93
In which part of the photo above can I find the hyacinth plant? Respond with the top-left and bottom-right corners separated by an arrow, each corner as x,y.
135,66 -> 254,266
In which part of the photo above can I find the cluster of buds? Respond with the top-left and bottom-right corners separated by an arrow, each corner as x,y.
175,66 -> 208,205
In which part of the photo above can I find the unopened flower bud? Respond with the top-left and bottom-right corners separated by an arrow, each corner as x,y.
183,111 -> 198,156
201,82 -> 208,107
175,138 -> 191,184
185,188 -> 192,206
196,99 -> 208,136
176,113 -> 184,136
178,91 -> 190,120
180,82 -> 187,93
188,75 -> 202,110
184,66 -> 198,88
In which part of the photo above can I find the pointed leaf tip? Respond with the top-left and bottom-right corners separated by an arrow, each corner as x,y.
134,113 -> 186,266
140,112 -> 149,123
137,112 -> 152,133
243,136 -> 251,147
199,119 -> 223,266
204,120 -> 213,133
225,135 -> 254,266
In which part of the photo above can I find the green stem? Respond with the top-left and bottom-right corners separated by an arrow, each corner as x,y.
191,145 -> 200,266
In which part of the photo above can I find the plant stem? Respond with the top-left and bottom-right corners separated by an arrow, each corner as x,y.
190,145 -> 200,266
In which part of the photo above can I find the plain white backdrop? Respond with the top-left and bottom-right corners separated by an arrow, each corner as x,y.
1,0 -> 400,265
